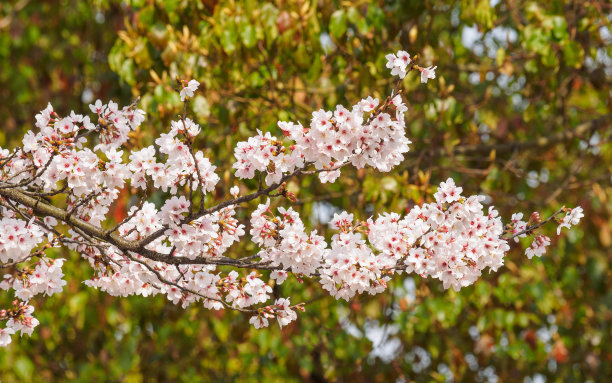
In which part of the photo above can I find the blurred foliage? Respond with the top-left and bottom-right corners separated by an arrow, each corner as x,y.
0,0 -> 129,148
1,0 -> 611,382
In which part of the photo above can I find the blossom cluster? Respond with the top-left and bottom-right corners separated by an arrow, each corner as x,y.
130,118 -> 218,194
0,301 -> 39,346
76,204 -> 257,305
250,200 -> 326,276
0,237 -> 65,348
232,50 -> 440,187
384,50 -> 436,83
0,216 -> 45,264
249,297 -> 299,329
10,100 -> 144,199
1,258 -> 67,300
79,241 -> 272,313
557,207 -> 584,234
233,95 -> 410,185
320,178 -> 510,296
526,235 -> 551,259
385,50 -> 412,78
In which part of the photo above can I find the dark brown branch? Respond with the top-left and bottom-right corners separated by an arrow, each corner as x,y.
0,153 -> 56,190
504,207 -> 565,240
136,167 -> 307,248
123,252 -> 254,312
0,186 -> 281,269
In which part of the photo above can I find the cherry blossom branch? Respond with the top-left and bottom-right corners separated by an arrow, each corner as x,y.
21,184 -> 68,197
136,167 -> 307,249
0,153 -> 56,189
0,49 -> 584,343
106,180 -> 150,236
504,207 -> 565,240
121,251 -> 254,313
0,149 -> 20,170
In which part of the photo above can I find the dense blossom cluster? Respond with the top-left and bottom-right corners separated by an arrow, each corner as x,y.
1,258 -> 66,300
13,99 -> 145,200
77,203 -> 255,305
250,200 -> 326,276
0,213 -> 45,264
233,94 -> 410,184
319,178 -> 510,296
130,118 -> 218,194
244,176 -> 583,311
0,50 -> 584,344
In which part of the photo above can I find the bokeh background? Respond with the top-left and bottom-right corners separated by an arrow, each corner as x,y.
0,0 -> 610,381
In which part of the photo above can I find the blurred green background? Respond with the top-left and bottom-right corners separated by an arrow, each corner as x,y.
0,0 -> 610,381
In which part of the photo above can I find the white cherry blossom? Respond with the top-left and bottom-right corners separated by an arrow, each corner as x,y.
180,79 -> 200,101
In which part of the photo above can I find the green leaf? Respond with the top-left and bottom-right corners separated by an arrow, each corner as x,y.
551,16 -> 568,40
241,24 -> 257,48
381,176 -> 398,191
367,5 -> 385,30
347,7 -> 360,24
496,47 -> 506,67
260,3 -> 279,42
221,28 -> 238,54
329,10 -> 347,38
475,0 -> 495,29
15,357 -> 34,380
562,40 -> 584,68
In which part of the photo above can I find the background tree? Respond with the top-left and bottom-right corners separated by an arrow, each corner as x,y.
0,0 -> 610,382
